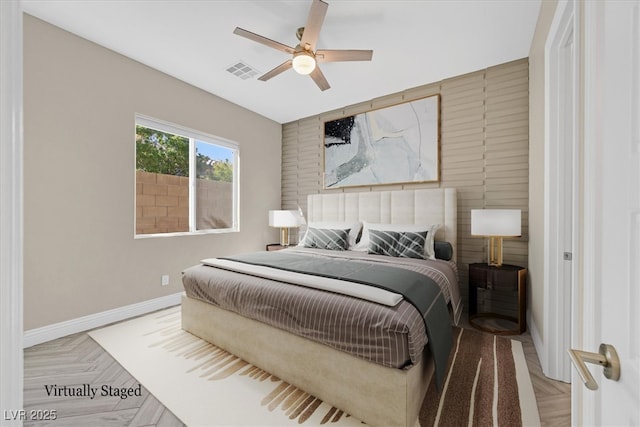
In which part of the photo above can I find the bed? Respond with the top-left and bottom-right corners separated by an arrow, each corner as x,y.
181,188 -> 459,427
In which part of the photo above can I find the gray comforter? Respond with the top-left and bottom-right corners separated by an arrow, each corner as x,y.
182,247 -> 460,370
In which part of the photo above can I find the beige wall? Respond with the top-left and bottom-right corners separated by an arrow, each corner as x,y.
528,0 -> 559,345
282,59 -> 530,315
23,15 -> 282,330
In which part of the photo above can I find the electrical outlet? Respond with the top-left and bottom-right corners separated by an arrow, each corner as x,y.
161,275 -> 169,286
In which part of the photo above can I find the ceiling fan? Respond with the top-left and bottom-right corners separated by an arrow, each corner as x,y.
233,0 -> 373,91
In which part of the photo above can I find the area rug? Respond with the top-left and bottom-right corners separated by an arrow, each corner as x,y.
89,306 -> 540,426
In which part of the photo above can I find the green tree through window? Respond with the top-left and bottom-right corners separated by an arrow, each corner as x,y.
196,153 -> 233,182
136,126 -> 189,176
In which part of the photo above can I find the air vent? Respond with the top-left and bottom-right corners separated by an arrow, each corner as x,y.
225,61 -> 260,80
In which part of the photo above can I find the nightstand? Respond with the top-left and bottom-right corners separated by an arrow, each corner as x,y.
468,263 -> 527,335
266,243 -> 285,251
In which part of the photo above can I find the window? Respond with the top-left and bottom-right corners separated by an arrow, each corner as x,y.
135,115 -> 239,237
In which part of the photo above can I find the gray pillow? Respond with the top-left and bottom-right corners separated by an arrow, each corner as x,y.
367,230 -> 427,259
300,228 -> 350,251
434,241 -> 453,261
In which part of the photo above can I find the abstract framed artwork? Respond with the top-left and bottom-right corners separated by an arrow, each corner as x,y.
323,94 -> 440,189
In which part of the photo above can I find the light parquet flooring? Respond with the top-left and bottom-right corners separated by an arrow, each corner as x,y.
512,334 -> 572,426
23,330 -> 184,426
24,312 -> 571,426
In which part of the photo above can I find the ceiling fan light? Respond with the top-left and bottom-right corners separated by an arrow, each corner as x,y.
292,52 -> 316,75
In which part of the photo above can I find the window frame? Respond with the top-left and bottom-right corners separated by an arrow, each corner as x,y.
134,114 -> 240,238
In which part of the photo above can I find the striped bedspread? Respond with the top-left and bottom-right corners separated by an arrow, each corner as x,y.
181,247 -> 461,369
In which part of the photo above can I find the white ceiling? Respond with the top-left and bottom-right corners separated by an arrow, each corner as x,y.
22,0 -> 540,124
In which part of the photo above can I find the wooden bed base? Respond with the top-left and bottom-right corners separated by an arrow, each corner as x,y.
181,295 -> 434,427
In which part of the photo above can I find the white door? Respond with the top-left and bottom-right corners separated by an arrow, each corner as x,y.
573,0 -> 640,425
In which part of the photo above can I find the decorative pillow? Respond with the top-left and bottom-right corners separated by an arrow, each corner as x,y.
298,221 -> 362,249
300,228 -> 350,251
434,241 -> 454,261
352,222 -> 440,259
368,230 -> 427,259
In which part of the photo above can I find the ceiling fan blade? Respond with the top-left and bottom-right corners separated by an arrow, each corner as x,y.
300,0 -> 328,52
233,27 -> 295,55
316,49 -> 374,63
258,60 -> 293,81
309,66 -> 330,91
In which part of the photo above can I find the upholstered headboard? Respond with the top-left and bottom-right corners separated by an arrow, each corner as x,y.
307,188 -> 457,262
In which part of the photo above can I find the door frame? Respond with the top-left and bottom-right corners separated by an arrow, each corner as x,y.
573,2 -> 598,422
543,0 -> 578,383
0,0 -> 24,422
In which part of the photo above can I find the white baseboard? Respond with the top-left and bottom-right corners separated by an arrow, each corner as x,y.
23,292 -> 184,348
527,310 -> 545,372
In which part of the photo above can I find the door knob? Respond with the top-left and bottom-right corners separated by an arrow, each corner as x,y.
568,343 -> 620,390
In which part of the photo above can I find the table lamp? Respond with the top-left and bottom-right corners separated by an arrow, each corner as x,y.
471,209 -> 521,267
269,210 -> 304,246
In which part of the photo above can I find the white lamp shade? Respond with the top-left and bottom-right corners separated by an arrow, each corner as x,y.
269,210 -> 303,228
471,209 -> 521,237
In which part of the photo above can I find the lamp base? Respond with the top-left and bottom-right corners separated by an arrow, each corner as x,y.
279,228 -> 290,246
487,236 -> 504,267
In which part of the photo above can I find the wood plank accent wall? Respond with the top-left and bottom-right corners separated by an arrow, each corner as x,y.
281,58 -> 529,316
